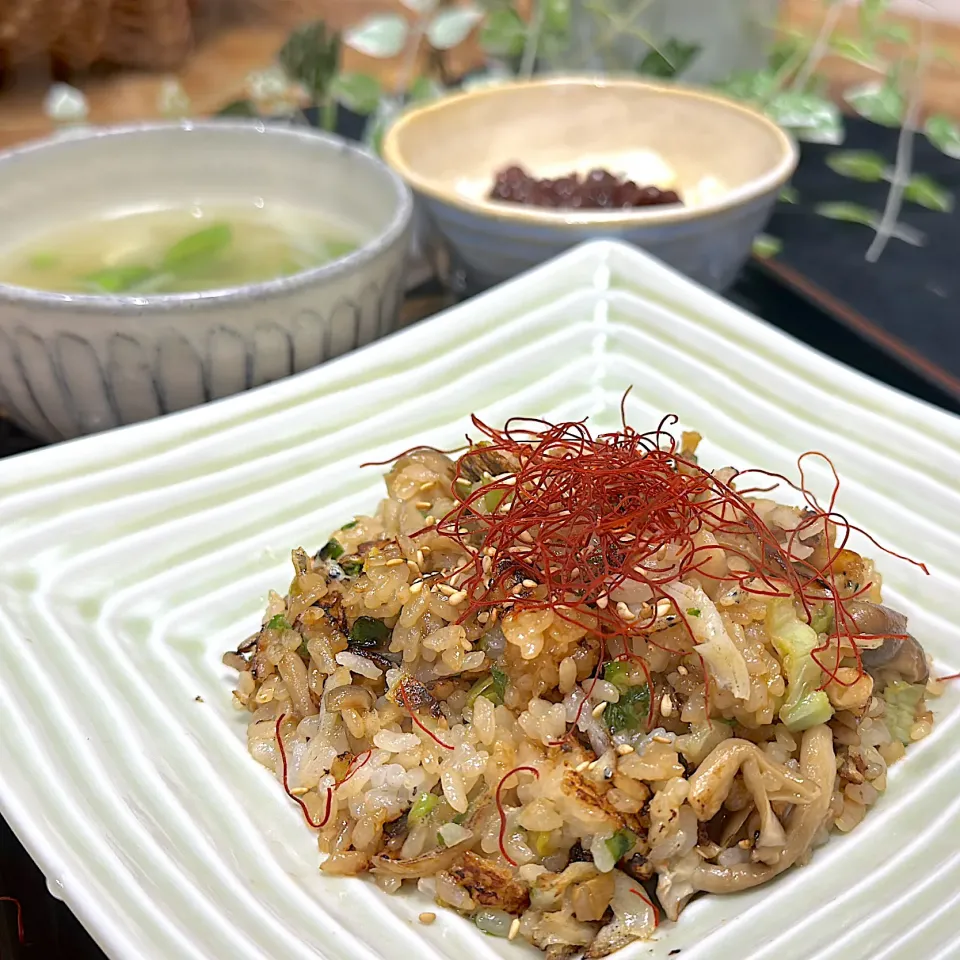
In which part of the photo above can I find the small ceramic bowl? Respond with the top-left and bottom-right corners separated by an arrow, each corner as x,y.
0,121 -> 413,441
382,76 -> 797,294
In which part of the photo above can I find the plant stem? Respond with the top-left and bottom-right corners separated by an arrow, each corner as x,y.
321,95 -> 337,131
790,0 -> 844,93
865,16 -> 931,263
520,0 -> 546,79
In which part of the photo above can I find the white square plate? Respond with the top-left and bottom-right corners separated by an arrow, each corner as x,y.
0,240 -> 958,960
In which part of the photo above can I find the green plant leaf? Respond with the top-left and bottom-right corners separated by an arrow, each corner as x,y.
752,234 -> 782,259
924,114 -> 960,159
217,99 -> 258,118
407,75 -> 445,102
279,20 -> 342,97
543,0 -> 571,34
344,13 -> 409,58
829,34 -> 881,69
330,72 -> 383,114
875,23 -> 911,45
814,202 -> 879,227
779,185 -> 799,204
715,69 -> 779,104
859,0 -> 888,29
767,35 -> 809,73
637,37 -> 702,79
844,80 -> 903,127
766,91 -> 844,144
480,7 -> 526,57
825,150 -> 887,182
427,4 -> 484,50
904,173 -> 954,213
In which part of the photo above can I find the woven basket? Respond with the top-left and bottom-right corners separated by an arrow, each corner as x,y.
0,0 -> 193,70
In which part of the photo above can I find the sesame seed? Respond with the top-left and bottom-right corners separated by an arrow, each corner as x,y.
477,611 -> 489,623
415,501 -> 432,510
289,786 -> 310,796
407,559 -> 421,575
653,735 -> 672,744
508,918 -> 520,941
616,744 -> 635,756
575,760 -> 591,772
481,556 -> 493,574
596,594 -> 609,610
660,693 -> 674,717
570,567 -> 579,579
385,558 -> 405,567
677,664 -> 689,676
591,701 -> 607,718
501,476 -> 517,487
587,759 -> 601,771
518,530 -> 534,544
522,579 -> 537,589
409,581 -> 423,595
438,583 -> 456,596
448,590 -> 468,606
419,912 -> 437,924
455,477 -> 472,487
424,515 -> 436,526
419,480 -> 437,491
484,546 -> 496,557
738,838 -> 752,850
421,546 -> 431,554
416,550 -> 425,567
488,609 -> 499,624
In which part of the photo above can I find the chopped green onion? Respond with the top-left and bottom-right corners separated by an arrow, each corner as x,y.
349,616 -> 390,647
409,792 -> 439,823
491,666 -> 508,704
604,684 -> 650,733
603,661 -> 631,692
484,487 -> 510,513
340,558 -> 364,577
436,831 -> 446,847
687,607 -> 702,617
529,830 -> 553,857
810,605 -> 835,634
340,520 -> 358,530
605,828 -> 638,862
768,598 -> 834,731
319,540 -> 344,560
466,675 -> 497,707
266,614 -> 290,631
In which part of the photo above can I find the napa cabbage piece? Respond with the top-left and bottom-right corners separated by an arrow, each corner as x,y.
767,598 -> 834,731
883,680 -> 925,744
661,581 -> 750,700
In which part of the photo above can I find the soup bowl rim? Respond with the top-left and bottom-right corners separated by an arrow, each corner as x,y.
0,120 -> 414,314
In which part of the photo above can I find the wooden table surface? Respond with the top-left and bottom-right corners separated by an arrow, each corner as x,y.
0,0 -> 958,152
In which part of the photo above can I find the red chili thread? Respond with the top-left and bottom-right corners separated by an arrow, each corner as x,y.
360,442 -> 469,469
275,713 -> 333,828
496,765 -> 540,865
337,750 -> 373,788
0,897 -> 25,944
630,887 -> 661,928
375,402 -> 927,731
935,671 -> 960,682
397,679 -> 455,750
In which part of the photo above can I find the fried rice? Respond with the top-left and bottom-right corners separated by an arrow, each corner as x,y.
224,412 -> 939,956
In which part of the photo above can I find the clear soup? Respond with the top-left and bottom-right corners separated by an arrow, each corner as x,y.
0,203 -> 360,295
